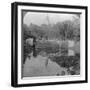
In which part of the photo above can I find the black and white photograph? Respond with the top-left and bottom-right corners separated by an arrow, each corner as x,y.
22,11 -> 80,77
11,2 -> 88,87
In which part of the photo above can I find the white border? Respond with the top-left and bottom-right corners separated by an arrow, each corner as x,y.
18,5 -> 86,84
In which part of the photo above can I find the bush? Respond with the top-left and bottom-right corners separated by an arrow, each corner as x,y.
50,54 -> 80,75
23,41 -> 33,63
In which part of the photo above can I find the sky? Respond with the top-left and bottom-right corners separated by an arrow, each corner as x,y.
23,12 -> 78,26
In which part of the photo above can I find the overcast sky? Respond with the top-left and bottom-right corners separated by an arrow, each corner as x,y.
23,12 -> 78,26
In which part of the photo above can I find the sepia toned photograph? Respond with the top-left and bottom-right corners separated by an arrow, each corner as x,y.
22,11 -> 80,78
11,2 -> 87,87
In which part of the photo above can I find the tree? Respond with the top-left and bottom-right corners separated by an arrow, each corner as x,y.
57,18 -> 80,41
72,16 -> 80,41
57,20 -> 74,40
29,24 -> 46,39
23,24 -> 32,40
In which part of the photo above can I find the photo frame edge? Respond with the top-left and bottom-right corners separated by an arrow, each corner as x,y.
11,2 -> 88,87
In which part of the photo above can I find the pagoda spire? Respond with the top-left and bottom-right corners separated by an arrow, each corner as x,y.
46,14 -> 51,26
